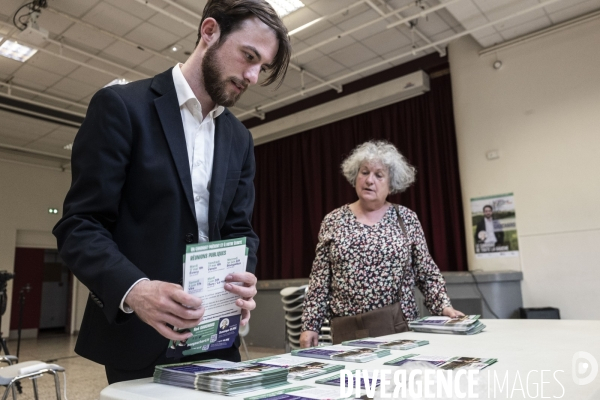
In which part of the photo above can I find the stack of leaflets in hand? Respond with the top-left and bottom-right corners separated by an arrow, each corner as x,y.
250,355 -> 344,380
384,354 -> 497,370
408,315 -> 486,335
167,238 -> 249,358
316,369 -> 382,389
153,359 -> 289,394
245,385 -> 353,400
342,338 -> 429,350
291,345 -> 390,363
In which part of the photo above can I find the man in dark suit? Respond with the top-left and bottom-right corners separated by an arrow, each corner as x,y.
53,0 -> 291,383
475,205 -> 504,249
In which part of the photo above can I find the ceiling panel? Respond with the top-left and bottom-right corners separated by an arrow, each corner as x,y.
103,0 -> 158,20
26,51 -> 80,76
492,9 -> 549,32
282,6 -> 322,32
147,9 -> 196,37
48,0 -> 100,18
329,42 -> 379,68
37,10 -> 75,36
361,28 -> 413,56
303,55 -> 347,77
100,41 -> 155,69
0,110 -> 59,135
176,0 -> 208,15
49,77 -> 98,100
68,65 -> 118,88
306,0 -> 361,16
47,126 -> 79,142
81,2 -> 144,37
498,15 -> 554,42
13,64 -> 64,88
137,55 -> 177,75
125,22 -> 182,52
0,56 -> 22,77
548,0 -> 600,22
61,22 -> 116,51
292,48 -> 326,66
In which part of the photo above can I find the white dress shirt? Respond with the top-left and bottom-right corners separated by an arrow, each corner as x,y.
484,217 -> 498,244
120,64 -> 224,313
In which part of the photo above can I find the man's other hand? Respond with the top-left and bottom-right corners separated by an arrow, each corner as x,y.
125,280 -> 204,341
224,272 -> 257,327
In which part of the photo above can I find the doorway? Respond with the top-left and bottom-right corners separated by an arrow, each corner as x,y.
9,248 -> 71,339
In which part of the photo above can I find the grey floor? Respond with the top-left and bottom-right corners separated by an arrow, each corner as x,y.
2,332 -> 285,400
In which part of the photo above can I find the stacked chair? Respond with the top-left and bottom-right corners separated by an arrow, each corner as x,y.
280,285 -> 306,351
280,286 -> 332,352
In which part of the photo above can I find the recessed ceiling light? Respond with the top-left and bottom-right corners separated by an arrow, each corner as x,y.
171,44 -> 182,52
0,39 -> 38,62
266,0 -> 304,17
63,143 -> 73,150
104,78 -> 130,87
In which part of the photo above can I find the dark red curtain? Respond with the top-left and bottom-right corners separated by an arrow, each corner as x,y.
252,74 -> 467,279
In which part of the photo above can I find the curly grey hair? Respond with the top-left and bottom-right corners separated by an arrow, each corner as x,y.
341,140 -> 416,194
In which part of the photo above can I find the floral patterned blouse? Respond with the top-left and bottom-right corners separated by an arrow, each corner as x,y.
301,204 -> 452,332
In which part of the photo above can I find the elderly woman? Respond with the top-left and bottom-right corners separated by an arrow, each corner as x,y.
300,141 -> 463,348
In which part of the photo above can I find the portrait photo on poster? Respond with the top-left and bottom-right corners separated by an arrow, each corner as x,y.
471,193 -> 519,258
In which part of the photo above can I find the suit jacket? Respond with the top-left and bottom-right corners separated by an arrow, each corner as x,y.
475,218 -> 504,245
53,68 -> 259,369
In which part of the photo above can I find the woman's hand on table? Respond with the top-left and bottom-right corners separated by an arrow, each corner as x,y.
299,331 -> 319,348
442,306 -> 465,318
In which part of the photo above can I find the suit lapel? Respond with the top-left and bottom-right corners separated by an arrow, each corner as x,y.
209,113 -> 233,236
152,70 -> 196,219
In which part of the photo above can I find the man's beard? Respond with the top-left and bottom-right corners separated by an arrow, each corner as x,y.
202,44 -> 246,107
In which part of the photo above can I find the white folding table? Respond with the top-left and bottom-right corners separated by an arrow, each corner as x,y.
99,319 -> 600,399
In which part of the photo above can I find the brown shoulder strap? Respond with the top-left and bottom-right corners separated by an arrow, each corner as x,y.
394,204 -> 407,236
393,204 -> 412,300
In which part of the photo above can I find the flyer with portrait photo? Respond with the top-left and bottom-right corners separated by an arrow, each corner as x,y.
471,193 -> 519,258
166,238 -> 248,358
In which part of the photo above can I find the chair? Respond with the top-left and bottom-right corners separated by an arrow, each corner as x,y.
0,361 -> 65,400
239,322 -> 250,360
280,286 -> 307,352
0,357 -> 17,367
280,285 -> 332,350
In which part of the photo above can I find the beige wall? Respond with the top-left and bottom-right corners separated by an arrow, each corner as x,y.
449,17 -> 600,319
0,160 -> 88,335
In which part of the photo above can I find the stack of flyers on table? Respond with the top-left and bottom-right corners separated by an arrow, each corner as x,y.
342,337 -> 429,350
291,345 -> 390,363
153,359 -> 289,394
408,315 -> 486,335
250,355 -> 345,380
244,385 -> 355,400
315,369 -> 382,389
384,354 -> 497,370
166,238 -> 248,358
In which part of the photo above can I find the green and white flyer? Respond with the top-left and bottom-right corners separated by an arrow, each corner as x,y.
167,238 -> 248,358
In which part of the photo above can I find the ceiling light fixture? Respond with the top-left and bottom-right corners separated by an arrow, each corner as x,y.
104,78 -> 130,87
63,143 -> 73,150
0,39 -> 38,62
266,0 -> 304,17
289,17 -> 323,36
171,44 -> 182,52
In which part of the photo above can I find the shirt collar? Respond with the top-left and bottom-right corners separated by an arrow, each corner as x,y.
172,63 -> 224,118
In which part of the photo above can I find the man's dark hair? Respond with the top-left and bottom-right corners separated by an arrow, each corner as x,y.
198,0 -> 291,88
483,205 -> 493,212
